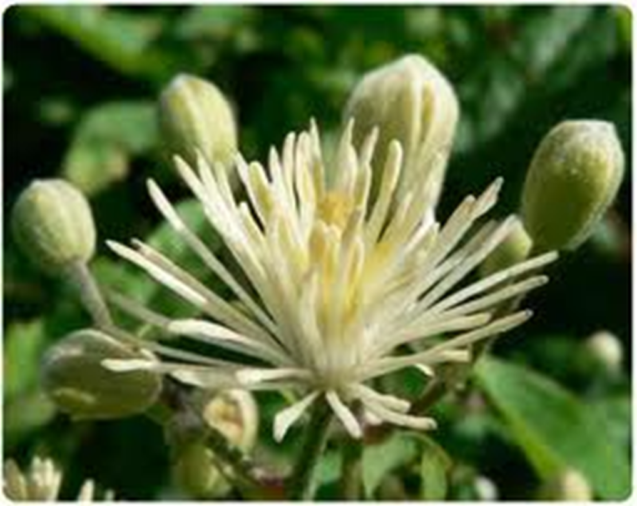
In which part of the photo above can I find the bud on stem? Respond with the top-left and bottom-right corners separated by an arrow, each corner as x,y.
159,74 -> 238,173
522,121 -> 624,252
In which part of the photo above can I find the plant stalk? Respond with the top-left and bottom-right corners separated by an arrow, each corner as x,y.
287,397 -> 333,500
65,260 -> 113,329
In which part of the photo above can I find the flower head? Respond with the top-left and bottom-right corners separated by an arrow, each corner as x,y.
104,120 -> 556,440
3,456 -> 113,501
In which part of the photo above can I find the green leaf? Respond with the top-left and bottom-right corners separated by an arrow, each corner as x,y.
474,357 -> 630,499
314,450 -> 342,487
63,101 -> 157,195
4,320 -> 47,399
4,391 -> 57,450
362,433 -> 420,497
175,6 -> 252,39
419,435 -> 452,500
21,6 -> 168,81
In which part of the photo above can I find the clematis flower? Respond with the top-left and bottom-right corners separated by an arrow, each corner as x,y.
103,120 -> 556,440
3,456 -> 113,501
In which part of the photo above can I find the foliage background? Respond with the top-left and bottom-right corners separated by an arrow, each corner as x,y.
3,4 -> 632,500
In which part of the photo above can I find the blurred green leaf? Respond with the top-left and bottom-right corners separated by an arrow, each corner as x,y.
474,357 -> 630,499
63,101 -> 156,195
456,7 -> 595,154
4,320 -> 47,399
315,450 -> 342,487
419,434 -> 452,500
4,391 -> 57,450
22,5 -> 168,81
175,6 -> 252,39
362,433 -> 419,497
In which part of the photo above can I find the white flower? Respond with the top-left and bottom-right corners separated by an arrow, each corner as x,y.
104,121 -> 556,441
3,456 -> 113,501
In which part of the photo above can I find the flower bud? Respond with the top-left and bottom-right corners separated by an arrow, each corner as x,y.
538,468 -> 592,501
159,74 -> 238,170
521,121 -> 624,252
344,54 -> 459,209
198,389 -> 259,451
585,330 -> 623,374
171,390 -> 258,498
474,475 -> 498,501
11,179 -> 96,274
43,329 -> 162,420
479,221 -> 533,278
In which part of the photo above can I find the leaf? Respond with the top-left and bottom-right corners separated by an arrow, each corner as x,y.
314,450 -> 342,487
474,357 -> 630,499
4,391 -> 57,451
21,6 -> 168,81
63,101 -> 157,195
362,433 -> 420,497
455,6 -> 595,155
419,435 -> 452,500
4,320 -> 47,399
175,5 -> 252,39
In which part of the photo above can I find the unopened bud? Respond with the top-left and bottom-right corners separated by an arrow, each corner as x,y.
345,54 -> 459,209
198,389 -> 259,451
171,390 -> 258,498
159,74 -> 238,170
522,121 -> 624,252
474,476 -> 498,501
480,220 -> 533,278
11,179 -> 96,274
538,469 -> 592,501
43,329 -> 162,420
585,330 -> 623,373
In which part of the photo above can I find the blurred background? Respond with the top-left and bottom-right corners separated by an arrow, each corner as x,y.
3,4 -> 632,500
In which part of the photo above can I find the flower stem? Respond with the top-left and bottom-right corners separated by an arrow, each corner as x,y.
287,397 -> 332,500
340,433 -> 364,499
64,260 -> 113,329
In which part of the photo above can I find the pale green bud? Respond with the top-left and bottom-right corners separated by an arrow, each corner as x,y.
585,330 -> 623,373
479,220 -> 533,278
159,73 -> 238,170
521,121 -> 624,252
344,54 -> 459,208
43,329 -> 162,420
171,390 -> 259,499
11,179 -> 96,274
538,469 -> 592,501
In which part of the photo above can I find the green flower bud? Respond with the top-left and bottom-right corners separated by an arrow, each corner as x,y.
538,469 -> 592,501
172,443 -> 224,499
585,330 -> 623,374
159,74 -> 238,170
344,54 -> 459,208
171,390 -> 259,499
521,121 -> 624,252
479,220 -> 533,278
11,179 -> 96,274
43,329 -> 162,420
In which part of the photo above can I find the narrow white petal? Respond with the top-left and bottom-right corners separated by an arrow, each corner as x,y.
362,398 -> 437,431
273,391 -> 320,442
326,390 -> 362,438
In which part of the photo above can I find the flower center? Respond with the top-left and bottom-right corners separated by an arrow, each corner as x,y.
316,191 -> 354,230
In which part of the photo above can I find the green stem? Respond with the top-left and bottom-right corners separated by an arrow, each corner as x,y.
64,260 -> 113,329
204,423 -> 263,494
287,398 -> 333,500
340,433 -> 364,499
